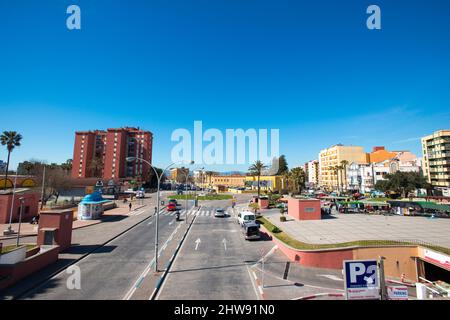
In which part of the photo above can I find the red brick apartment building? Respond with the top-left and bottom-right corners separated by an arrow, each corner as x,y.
71,127 -> 153,181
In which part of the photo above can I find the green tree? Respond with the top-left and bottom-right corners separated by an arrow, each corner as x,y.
60,159 -> 73,173
281,170 -> 291,193
340,160 -> 349,192
331,165 -> 340,193
21,161 -> 35,175
248,160 -> 268,198
290,167 -> 306,194
374,171 -> 430,198
276,155 -> 289,175
0,131 -> 23,189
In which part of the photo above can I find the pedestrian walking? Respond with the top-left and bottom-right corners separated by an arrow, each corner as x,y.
129,202 -> 132,211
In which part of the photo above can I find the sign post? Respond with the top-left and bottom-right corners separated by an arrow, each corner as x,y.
343,259 -> 381,300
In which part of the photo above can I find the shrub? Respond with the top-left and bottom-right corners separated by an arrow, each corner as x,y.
280,216 -> 287,222
272,226 -> 282,233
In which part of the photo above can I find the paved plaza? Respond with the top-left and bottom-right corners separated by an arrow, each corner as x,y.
263,209 -> 450,248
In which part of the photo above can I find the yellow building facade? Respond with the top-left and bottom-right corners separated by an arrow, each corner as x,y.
319,145 -> 367,190
421,130 -> 450,188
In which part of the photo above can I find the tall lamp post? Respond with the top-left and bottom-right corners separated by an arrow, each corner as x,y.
126,157 -> 193,272
4,166 -> 19,235
16,197 -> 25,247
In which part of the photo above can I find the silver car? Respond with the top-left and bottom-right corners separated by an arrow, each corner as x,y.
214,208 -> 226,217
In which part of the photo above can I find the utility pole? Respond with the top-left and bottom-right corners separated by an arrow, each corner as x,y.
40,165 -> 46,210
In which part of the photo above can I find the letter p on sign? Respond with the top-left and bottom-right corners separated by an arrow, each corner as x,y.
349,262 -> 365,283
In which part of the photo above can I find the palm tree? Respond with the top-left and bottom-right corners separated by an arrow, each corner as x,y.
340,160 -> 349,192
0,131 -> 22,190
331,165 -> 340,193
290,167 -> 306,194
248,160 -> 268,198
281,170 -> 291,193
204,171 -> 214,187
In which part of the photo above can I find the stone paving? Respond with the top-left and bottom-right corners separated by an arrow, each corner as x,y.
263,209 -> 450,248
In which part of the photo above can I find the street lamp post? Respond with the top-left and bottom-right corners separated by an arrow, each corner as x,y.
16,197 -> 25,247
126,157 -> 193,272
4,167 -> 19,235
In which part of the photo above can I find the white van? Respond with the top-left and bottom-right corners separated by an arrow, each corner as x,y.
237,211 -> 256,226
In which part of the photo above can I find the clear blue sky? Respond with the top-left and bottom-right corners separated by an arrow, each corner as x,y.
1,0 -> 450,172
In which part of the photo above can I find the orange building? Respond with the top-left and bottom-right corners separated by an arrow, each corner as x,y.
367,146 -> 399,163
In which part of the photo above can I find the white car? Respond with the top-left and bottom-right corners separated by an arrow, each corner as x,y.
236,211 -> 256,226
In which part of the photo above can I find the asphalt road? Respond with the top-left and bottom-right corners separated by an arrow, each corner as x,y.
14,194 -> 194,300
156,198 -> 275,300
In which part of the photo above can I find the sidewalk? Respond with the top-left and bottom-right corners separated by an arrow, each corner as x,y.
261,207 -> 450,248
0,199 -> 147,241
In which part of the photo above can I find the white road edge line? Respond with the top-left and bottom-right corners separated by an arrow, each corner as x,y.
153,214 -> 199,300
246,265 -> 261,301
122,222 -> 181,300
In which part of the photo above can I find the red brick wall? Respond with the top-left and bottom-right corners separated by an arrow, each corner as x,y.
0,246 -> 59,290
37,210 -> 73,252
288,199 -> 321,220
271,235 -> 353,269
72,132 -> 97,179
0,193 -> 39,224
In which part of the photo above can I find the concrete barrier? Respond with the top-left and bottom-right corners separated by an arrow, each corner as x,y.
0,246 -> 27,265
0,245 -> 60,290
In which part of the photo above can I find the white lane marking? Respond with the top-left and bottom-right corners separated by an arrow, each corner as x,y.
258,285 -> 264,295
251,265 -> 346,292
194,238 -> 201,250
222,238 -> 227,251
252,271 -> 258,281
252,245 -> 278,266
122,221 -> 182,300
154,210 -> 199,300
246,265 -> 261,300
318,274 -> 344,281
147,221 -> 153,226
169,220 -> 174,226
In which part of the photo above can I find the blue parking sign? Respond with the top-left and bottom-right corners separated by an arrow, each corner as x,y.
343,260 -> 380,300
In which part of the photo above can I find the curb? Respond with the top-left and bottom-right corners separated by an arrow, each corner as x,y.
149,206 -> 201,300
10,206 -> 158,300
293,292 -> 345,300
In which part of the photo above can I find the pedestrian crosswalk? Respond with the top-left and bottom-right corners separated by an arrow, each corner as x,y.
160,207 -> 234,218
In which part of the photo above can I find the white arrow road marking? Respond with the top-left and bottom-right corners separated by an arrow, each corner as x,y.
195,238 -> 201,251
222,238 -> 227,251
318,274 -> 344,281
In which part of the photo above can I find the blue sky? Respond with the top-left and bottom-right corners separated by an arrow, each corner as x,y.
1,0 -> 450,172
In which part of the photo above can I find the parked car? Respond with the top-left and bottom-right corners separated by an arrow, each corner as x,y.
242,222 -> 261,240
237,211 -> 256,226
167,203 -> 177,211
214,208 -> 226,218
